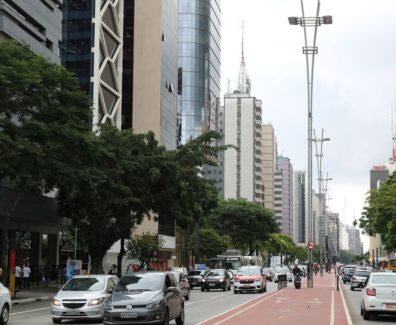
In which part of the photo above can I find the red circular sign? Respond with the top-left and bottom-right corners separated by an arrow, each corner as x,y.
307,241 -> 315,249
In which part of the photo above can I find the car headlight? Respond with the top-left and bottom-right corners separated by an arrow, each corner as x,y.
52,298 -> 61,306
219,279 -> 224,282
202,279 -> 206,283
88,298 -> 105,306
146,300 -> 163,309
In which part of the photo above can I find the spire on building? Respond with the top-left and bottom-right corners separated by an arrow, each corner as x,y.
237,21 -> 251,95
393,104 -> 396,162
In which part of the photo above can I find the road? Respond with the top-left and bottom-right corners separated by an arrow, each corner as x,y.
340,280 -> 396,324
9,281 -> 281,325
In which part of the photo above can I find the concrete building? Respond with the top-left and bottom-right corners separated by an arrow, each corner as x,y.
274,156 -> 293,236
339,222 -> 349,251
293,171 -> 306,244
327,212 -> 340,258
262,124 -> 277,211
347,226 -> 361,256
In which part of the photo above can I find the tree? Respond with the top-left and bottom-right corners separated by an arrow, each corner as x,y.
0,40 -> 93,267
358,172 -> 396,251
209,198 -> 278,255
127,232 -> 164,269
264,233 -> 296,266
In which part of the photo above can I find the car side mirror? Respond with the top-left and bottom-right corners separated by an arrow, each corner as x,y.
166,286 -> 178,293
107,288 -> 114,294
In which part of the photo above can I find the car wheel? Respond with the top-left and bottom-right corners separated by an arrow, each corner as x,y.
185,289 -> 190,301
175,304 -> 185,325
223,283 -> 226,291
201,287 -> 204,292
207,288 -> 210,292
263,284 -> 267,292
343,281 -> 346,284
52,319 -> 62,324
190,285 -> 194,290
234,290 -> 238,294
161,308 -> 170,325
362,306 -> 371,321
360,305 -> 363,316
351,286 -> 354,291
227,283 -> 231,291
0,305 -> 9,325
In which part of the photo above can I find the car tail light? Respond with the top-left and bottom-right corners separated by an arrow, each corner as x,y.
366,288 -> 376,296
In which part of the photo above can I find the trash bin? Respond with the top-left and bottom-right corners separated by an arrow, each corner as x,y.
278,274 -> 287,290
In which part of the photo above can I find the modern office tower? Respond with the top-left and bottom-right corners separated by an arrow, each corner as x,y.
339,222 -> 349,251
347,226 -> 361,255
262,124 -> 277,211
293,171 -> 306,244
0,0 -> 62,63
274,156 -> 293,236
177,0 -> 221,145
327,212 -> 340,259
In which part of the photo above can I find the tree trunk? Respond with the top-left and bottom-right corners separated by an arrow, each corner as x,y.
267,251 -> 271,267
117,237 -> 125,277
280,252 -> 283,267
90,254 -> 105,274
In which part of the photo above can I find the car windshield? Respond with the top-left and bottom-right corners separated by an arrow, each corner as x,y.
372,274 -> 396,285
62,277 -> 105,291
206,270 -> 225,277
237,269 -> 260,276
276,268 -> 289,273
355,271 -> 370,277
115,274 -> 163,292
188,271 -> 202,276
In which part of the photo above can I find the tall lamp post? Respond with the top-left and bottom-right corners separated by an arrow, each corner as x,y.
288,0 -> 332,288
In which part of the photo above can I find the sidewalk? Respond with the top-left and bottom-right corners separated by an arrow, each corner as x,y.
199,271 -> 352,325
11,282 -> 61,305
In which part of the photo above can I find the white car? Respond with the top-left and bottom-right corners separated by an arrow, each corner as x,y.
361,272 -> 396,320
51,274 -> 118,324
0,282 -> 11,324
273,267 -> 292,283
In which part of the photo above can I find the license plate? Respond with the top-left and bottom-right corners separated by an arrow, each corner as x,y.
121,312 -> 138,318
385,304 -> 396,309
66,311 -> 80,316
209,283 -> 216,286
243,285 -> 251,288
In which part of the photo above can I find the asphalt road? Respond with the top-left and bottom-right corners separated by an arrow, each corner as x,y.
9,281 -> 280,325
340,280 -> 396,324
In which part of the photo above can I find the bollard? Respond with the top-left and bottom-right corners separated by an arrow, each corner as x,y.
336,274 -> 339,291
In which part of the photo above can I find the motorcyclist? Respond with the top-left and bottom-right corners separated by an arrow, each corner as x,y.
292,265 -> 301,277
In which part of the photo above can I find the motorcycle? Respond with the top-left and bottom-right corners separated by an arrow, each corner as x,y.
294,273 -> 301,289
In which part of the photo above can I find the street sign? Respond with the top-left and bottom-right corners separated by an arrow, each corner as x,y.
307,241 -> 315,249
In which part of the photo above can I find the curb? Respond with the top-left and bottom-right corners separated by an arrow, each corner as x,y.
12,296 -> 51,305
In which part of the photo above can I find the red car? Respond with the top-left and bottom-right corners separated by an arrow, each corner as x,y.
233,267 -> 267,294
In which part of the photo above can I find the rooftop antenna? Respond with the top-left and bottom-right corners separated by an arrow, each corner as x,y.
392,101 -> 396,162
237,21 -> 251,95
227,78 -> 231,94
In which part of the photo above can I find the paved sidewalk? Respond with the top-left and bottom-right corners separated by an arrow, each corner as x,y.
199,271 -> 352,325
11,282 -> 61,305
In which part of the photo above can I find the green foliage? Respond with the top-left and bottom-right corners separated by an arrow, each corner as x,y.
127,232 -> 164,264
188,227 -> 232,261
265,233 -> 296,255
209,198 -> 278,254
358,172 -> 396,251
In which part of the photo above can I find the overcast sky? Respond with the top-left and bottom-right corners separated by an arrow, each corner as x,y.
221,0 -> 396,249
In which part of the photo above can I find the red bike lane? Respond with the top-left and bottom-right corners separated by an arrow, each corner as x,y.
198,272 -> 351,325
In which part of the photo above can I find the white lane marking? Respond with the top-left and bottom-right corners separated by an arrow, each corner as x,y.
339,281 -> 354,325
196,289 -> 282,325
330,290 -> 335,325
11,307 -> 51,315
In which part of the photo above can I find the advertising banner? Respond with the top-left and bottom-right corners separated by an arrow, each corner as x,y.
66,259 -> 82,281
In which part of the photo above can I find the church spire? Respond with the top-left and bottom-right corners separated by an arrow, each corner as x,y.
237,21 -> 251,94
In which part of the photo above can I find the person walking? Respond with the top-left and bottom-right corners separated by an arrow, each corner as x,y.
15,264 -> 22,290
22,264 -> 31,289
42,263 -> 51,288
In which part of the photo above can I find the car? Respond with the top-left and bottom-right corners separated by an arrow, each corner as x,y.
361,272 -> 396,320
273,267 -> 292,283
171,271 -> 190,300
298,265 -> 307,277
187,270 -> 206,289
104,271 -> 184,325
0,282 -> 11,325
51,274 -> 119,324
351,270 -> 371,291
201,269 -> 231,292
262,268 -> 273,281
233,267 -> 267,294
342,268 -> 355,284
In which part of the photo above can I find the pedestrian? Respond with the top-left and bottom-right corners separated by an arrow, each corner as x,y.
42,263 -> 51,288
15,264 -> 22,290
22,264 -> 31,289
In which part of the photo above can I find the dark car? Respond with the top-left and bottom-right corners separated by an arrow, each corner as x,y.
342,268 -> 355,284
201,269 -> 231,292
187,270 -> 206,289
103,272 -> 184,325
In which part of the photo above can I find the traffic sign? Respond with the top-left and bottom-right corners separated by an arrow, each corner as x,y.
307,241 -> 315,249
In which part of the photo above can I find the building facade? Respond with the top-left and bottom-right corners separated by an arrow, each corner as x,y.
261,124 -> 277,211
347,226 -> 361,256
293,170 -> 306,244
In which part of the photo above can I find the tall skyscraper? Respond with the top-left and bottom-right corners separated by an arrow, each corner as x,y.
261,124 -> 277,211
347,226 -> 361,255
177,0 -> 221,145
293,170 -> 306,244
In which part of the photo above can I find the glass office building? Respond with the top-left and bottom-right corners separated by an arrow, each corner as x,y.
177,0 -> 221,145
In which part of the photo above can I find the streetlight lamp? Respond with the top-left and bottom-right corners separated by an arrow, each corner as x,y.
288,0 -> 332,289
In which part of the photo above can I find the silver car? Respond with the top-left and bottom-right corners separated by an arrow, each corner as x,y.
361,272 -> 396,320
0,282 -> 11,325
51,274 -> 118,324
103,271 -> 184,325
351,270 -> 370,291
171,271 -> 190,300
273,267 -> 292,283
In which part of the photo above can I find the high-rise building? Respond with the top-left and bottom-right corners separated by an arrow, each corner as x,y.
0,0 -> 62,63
293,170 -> 306,244
177,0 -> 221,145
261,124 -> 277,211
347,226 -> 361,255
274,156 -> 293,236
327,212 -> 340,258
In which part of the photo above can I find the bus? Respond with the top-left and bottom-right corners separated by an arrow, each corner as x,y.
207,255 -> 263,272
387,258 -> 396,272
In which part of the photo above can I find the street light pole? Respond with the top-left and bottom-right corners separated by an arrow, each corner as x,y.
289,0 -> 332,289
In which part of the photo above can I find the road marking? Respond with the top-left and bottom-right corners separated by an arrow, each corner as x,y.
339,281 -> 354,324
11,307 -> 50,315
330,290 -> 334,325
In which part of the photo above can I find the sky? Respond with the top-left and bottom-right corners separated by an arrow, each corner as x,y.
220,0 -> 396,250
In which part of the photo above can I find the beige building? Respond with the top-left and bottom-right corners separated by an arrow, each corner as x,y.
261,124 -> 277,210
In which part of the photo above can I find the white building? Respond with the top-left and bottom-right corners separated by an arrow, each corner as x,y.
347,226 -> 361,255
339,222 -> 349,251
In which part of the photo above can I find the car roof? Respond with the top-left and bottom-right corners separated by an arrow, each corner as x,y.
72,274 -> 115,279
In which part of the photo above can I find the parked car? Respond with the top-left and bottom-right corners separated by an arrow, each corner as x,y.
361,272 -> 396,320
171,271 -> 190,300
351,270 -> 371,291
0,282 -> 11,325
342,268 -> 356,284
233,267 -> 267,294
262,268 -> 273,282
51,274 -> 119,324
187,270 -> 206,289
104,271 -> 184,325
201,269 -> 231,292
273,267 -> 292,283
